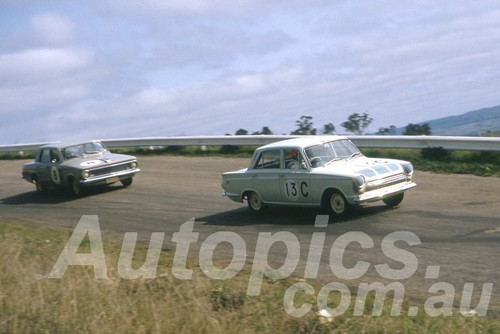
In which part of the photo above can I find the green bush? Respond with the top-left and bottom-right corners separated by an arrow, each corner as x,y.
420,147 -> 451,161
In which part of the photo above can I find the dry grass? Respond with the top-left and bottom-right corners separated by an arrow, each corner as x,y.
1,222 -> 498,333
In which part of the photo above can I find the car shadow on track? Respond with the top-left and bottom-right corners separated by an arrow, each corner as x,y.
198,204 -> 392,227
0,185 -> 126,205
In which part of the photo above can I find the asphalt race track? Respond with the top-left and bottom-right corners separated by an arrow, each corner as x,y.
1,156 -> 499,314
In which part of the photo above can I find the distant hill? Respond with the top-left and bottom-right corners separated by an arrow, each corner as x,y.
396,105 -> 500,136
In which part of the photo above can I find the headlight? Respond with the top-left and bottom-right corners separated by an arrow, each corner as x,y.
403,163 -> 413,180
82,170 -> 89,179
403,162 -> 413,175
353,175 -> 367,194
130,161 -> 138,169
403,163 -> 413,174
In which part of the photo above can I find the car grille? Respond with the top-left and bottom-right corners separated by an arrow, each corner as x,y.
367,173 -> 406,190
89,163 -> 131,177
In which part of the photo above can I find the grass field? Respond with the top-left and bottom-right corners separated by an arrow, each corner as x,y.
1,221 -> 498,333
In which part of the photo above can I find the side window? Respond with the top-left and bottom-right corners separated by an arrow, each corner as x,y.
40,148 -> 61,164
254,150 -> 281,169
50,149 -> 61,163
40,149 -> 51,164
284,149 -> 304,169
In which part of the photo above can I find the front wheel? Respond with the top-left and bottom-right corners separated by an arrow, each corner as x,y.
383,193 -> 404,207
247,191 -> 265,214
325,190 -> 349,217
121,177 -> 133,187
69,178 -> 81,196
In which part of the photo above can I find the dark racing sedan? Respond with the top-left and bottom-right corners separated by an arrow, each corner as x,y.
22,140 -> 140,195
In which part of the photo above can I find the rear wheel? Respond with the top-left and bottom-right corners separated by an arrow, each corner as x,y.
383,193 -> 404,207
34,176 -> 47,194
247,191 -> 265,214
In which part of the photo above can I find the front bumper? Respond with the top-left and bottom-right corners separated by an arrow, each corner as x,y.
351,181 -> 416,204
80,168 -> 140,185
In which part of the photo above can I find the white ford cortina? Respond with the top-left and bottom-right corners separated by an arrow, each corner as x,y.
221,136 -> 416,216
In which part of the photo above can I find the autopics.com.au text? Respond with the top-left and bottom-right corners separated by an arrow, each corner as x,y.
47,215 -> 493,317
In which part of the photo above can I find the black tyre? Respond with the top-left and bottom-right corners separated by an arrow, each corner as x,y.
247,191 -> 265,214
383,193 -> 404,207
121,177 -> 133,187
34,176 -> 47,194
69,177 -> 81,196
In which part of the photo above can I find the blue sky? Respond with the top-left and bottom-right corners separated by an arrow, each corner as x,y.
1,1 -> 500,144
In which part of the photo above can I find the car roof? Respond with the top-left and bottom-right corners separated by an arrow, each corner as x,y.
40,140 -> 104,150
257,135 -> 348,151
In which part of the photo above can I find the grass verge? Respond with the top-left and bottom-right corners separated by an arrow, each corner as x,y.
1,221 -> 499,333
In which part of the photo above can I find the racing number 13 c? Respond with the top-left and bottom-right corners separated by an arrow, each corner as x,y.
285,180 -> 308,199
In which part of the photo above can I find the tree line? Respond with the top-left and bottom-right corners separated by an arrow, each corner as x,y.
232,113 -> 432,136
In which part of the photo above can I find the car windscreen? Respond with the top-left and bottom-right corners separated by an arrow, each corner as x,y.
62,142 -> 108,160
305,139 -> 361,167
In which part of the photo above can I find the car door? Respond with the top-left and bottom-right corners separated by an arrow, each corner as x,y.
251,149 -> 282,203
38,148 -> 62,185
36,148 -> 52,183
280,148 -> 312,204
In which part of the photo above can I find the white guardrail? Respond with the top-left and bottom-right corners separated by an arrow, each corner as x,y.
0,135 -> 499,153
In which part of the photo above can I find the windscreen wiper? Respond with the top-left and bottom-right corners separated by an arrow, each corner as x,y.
347,152 -> 362,161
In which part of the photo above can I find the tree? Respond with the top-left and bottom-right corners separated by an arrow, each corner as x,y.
291,115 -> 317,135
235,129 -> 248,135
376,125 -> 397,135
322,123 -> 336,135
403,123 -> 431,135
341,112 -> 373,135
252,126 -> 273,135
260,126 -> 273,135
